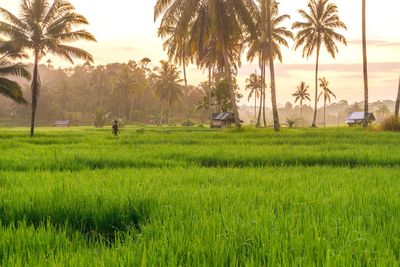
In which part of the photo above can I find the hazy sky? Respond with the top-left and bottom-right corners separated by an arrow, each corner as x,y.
0,0 -> 399,106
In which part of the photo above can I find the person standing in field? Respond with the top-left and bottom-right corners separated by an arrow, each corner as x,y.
112,120 -> 120,138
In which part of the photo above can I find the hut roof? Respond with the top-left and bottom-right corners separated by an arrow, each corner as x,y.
347,112 -> 376,122
212,112 -> 233,121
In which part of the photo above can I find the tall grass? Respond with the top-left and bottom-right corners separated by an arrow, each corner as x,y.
0,127 -> 399,265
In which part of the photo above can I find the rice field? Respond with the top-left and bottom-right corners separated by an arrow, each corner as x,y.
0,126 -> 399,266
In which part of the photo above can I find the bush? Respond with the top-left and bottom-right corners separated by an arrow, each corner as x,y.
181,119 -> 196,127
381,116 -> 400,132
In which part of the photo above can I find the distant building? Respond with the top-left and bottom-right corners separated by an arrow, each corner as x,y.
211,112 -> 242,128
346,112 -> 376,126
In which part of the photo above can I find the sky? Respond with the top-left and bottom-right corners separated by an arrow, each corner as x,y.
0,0 -> 399,107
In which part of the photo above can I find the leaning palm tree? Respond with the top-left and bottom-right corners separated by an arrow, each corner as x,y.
245,72 -> 262,123
0,41 -> 31,104
292,81 -> 311,117
0,0 -> 96,136
292,0 -> 347,127
153,60 -> 184,124
318,77 -> 336,127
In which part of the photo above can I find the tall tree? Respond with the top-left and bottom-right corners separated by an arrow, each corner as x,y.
245,72 -> 262,123
247,1 -> 292,128
0,41 -> 31,104
318,77 -> 336,127
292,81 -> 311,118
292,0 -> 347,127
362,0 -> 369,127
395,75 -> 400,118
158,19 -> 191,126
0,0 -> 96,136
155,0 -> 258,129
153,60 -> 183,124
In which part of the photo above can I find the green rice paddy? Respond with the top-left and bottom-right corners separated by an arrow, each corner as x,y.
0,126 -> 399,266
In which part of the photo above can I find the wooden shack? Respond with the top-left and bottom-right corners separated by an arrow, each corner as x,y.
211,112 -> 237,128
346,112 -> 376,126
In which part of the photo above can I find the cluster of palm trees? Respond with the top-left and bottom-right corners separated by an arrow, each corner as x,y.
0,0 -> 95,136
155,0 -> 347,131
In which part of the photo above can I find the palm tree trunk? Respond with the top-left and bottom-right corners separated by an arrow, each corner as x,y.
257,64 -> 263,127
167,99 -> 171,125
324,98 -> 327,127
129,94 -> 135,122
267,0 -> 280,131
312,44 -> 321,128
182,54 -> 189,126
30,51 -> 40,137
395,75 -> 400,117
254,90 -> 257,124
300,99 -> 303,118
262,63 -> 267,127
208,66 -> 213,127
221,38 -> 241,129
362,0 -> 369,127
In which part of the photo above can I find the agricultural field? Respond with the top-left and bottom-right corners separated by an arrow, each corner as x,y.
0,126 -> 399,266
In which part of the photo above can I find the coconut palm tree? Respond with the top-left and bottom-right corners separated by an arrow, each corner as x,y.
246,1 -> 293,129
292,81 -> 311,117
245,72 -> 262,123
292,0 -> 347,128
0,0 -> 96,136
158,18 -> 192,126
0,41 -> 31,104
155,0 -> 258,129
318,77 -> 336,127
375,104 -> 391,120
153,60 -> 183,124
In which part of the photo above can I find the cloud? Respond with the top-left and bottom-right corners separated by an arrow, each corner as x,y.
348,39 -> 400,47
239,62 -> 400,76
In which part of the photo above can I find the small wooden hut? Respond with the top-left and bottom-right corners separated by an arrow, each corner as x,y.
211,112 -> 237,128
346,112 -> 376,126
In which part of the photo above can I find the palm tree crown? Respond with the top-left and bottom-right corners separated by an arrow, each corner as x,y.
292,0 -> 347,58
0,41 -> 31,104
153,60 -> 183,123
292,81 -> 311,117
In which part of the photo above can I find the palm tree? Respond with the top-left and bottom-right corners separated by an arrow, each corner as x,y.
158,18 -> 191,126
0,41 -> 31,104
362,0 -> 369,127
318,77 -> 336,127
0,0 -> 96,136
395,75 -> 400,118
153,60 -> 183,124
247,1 -> 293,129
345,102 -> 363,115
375,104 -> 391,120
113,64 -> 136,118
292,81 -> 311,117
245,72 -> 262,123
155,0 -> 258,129
292,0 -> 347,128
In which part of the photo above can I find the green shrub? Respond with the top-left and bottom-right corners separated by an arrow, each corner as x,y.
181,119 -> 196,127
381,116 -> 400,132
